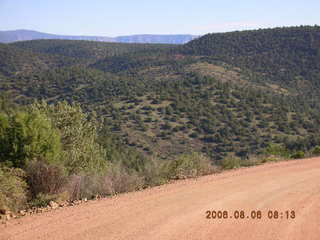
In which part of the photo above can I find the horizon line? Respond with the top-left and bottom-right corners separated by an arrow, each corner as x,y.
1,24 -> 319,38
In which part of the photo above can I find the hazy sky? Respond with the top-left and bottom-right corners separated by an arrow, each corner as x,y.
1,0 -> 319,36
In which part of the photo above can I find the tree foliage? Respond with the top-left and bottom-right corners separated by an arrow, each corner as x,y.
0,110 -> 61,168
30,101 -> 106,174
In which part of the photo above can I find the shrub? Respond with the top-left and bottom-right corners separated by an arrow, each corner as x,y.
263,143 -> 289,158
0,167 -> 27,212
142,158 -> 168,187
25,161 -> 67,197
290,151 -> 305,159
220,154 -> 241,169
103,163 -> 144,195
118,150 -> 147,173
28,193 -> 58,208
240,155 -> 263,167
67,173 -> 104,201
167,152 -> 214,179
312,146 -> 320,155
67,163 -> 144,200
261,155 -> 281,163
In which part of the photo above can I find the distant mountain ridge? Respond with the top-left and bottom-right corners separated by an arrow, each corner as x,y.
0,29 -> 198,44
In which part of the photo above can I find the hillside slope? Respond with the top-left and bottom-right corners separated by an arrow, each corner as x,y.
12,39 -> 173,65
0,43 -> 77,76
1,26 -> 320,162
182,26 -> 320,95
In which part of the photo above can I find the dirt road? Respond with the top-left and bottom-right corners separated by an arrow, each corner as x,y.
1,157 -> 320,240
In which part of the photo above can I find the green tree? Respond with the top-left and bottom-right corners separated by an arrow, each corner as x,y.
31,101 -> 106,174
0,111 -> 61,168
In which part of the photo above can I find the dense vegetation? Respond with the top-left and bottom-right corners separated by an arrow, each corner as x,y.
0,43 -> 69,76
0,97 -> 216,212
182,26 -> 320,99
12,40 -> 173,64
1,26 -> 320,213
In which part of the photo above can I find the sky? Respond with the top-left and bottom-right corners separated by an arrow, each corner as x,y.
0,0 -> 319,36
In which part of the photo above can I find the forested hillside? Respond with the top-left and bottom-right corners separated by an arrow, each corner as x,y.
0,43 -> 77,76
182,26 -> 320,97
2,26 -> 320,166
12,40 -> 173,64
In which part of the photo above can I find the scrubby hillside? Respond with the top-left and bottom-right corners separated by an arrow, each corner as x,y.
182,26 -> 320,96
12,40 -> 173,64
1,26 -> 320,162
0,43 -> 76,77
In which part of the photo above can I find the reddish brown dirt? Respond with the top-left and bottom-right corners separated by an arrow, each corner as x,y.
1,157 -> 320,240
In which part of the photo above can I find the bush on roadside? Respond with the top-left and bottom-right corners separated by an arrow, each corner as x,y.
290,151 -> 305,159
0,167 -> 27,212
312,146 -> 320,155
263,143 -> 290,158
28,193 -> 58,208
220,154 -> 242,169
240,155 -> 264,167
261,155 -> 281,163
103,163 -> 144,195
67,173 -> 106,201
67,162 -> 145,200
167,152 -> 215,179
142,157 -> 169,187
25,160 -> 68,198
